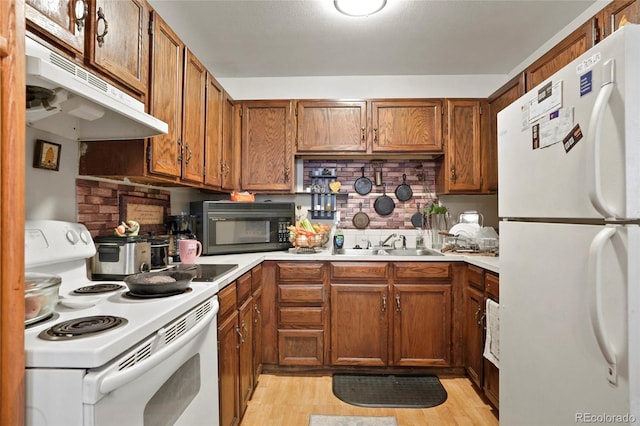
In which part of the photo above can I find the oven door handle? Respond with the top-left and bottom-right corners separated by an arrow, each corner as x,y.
93,306 -> 217,397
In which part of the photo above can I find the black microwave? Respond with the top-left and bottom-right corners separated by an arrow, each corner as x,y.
190,201 -> 294,255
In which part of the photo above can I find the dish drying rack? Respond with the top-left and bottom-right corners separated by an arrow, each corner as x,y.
441,235 -> 499,256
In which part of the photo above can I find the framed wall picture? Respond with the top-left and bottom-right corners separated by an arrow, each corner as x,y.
33,140 -> 62,171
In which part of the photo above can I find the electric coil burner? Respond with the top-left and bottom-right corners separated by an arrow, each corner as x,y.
39,315 -> 128,341
123,287 -> 193,299
73,283 -> 125,294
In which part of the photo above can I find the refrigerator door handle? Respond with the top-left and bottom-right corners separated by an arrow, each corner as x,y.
586,59 -> 617,219
587,226 -> 618,385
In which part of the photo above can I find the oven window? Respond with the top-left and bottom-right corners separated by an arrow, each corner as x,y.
144,354 -> 201,426
214,219 -> 270,245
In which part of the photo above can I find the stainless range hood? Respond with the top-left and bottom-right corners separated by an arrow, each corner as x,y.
25,36 -> 168,141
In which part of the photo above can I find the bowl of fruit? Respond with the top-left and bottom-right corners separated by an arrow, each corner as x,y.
288,219 -> 331,249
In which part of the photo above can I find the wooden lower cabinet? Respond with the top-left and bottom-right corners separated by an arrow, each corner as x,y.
276,262 -> 328,366
463,265 -> 500,409
238,297 -> 254,417
330,262 -> 453,367
218,267 -> 262,426
330,283 -> 389,366
393,284 -> 451,366
464,284 -> 485,388
218,304 -> 240,426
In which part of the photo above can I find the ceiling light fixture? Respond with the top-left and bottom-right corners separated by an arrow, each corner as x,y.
334,0 -> 387,17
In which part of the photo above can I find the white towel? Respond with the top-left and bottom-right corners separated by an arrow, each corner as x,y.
483,299 -> 500,368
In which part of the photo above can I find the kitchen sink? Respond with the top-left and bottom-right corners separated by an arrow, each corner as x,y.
333,247 -> 444,257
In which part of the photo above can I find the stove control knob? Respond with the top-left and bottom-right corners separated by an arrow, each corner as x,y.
79,230 -> 92,245
66,230 -> 79,245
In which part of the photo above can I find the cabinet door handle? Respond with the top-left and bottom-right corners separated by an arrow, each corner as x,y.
253,303 -> 261,324
74,0 -> 89,32
235,325 -> 244,347
478,312 -> 486,328
185,144 -> 192,164
474,305 -> 482,323
395,294 -> 401,312
373,128 -> 378,143
241,320 -> 249,337
450,165 -> 457,182
381,294 -> 387,312
177,139 -> 183,162
284,166 -> 290,183
361,127 -> 365,143
95,7 -> 109,47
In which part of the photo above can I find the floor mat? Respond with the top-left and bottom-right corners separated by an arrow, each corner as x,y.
332,374 -> 448,408
309,414 -> 398,426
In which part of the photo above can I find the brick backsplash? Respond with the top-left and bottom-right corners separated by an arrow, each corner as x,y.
302,159 -> 439,230
76,179 -> 170,237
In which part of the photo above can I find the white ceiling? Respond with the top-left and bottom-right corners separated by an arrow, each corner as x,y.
147,0 -> 599,79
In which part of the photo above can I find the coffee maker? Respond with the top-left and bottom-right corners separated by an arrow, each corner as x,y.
166,214 -> 197,263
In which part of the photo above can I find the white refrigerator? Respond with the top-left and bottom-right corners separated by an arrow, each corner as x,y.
498,24 -> 640,425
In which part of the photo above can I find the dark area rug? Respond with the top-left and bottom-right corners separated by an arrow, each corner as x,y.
332,374 -> 448,408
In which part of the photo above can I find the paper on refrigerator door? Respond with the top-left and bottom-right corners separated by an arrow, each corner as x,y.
538,107 -> 574,148
529,80 -> 562,123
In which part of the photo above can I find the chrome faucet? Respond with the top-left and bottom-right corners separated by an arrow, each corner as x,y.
381,233 -> 397,247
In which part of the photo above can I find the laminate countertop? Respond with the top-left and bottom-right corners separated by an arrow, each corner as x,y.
194,248 -> 499,295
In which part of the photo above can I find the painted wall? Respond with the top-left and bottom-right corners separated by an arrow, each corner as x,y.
24,127 -> 202,222
219,74 -> 506,100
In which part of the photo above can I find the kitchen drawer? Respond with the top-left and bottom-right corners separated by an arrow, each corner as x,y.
278,284 -> 325,304
279,307 -> 325,327
277,262 -> 325,282
251,264 -> 263,293
330,262 -> 389,281
393,262 -> 452,282
485,272 -> 499,300
218,282 -> 237,320
237,271 -> 252,304
466,265 -> 485,291
278,329 -> 324,365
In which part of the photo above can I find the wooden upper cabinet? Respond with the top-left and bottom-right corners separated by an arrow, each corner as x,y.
487,74 -> 525,193
204,73 -> 224,188
371,100 -> 443,153
148,12 -> 183,179
296,100 -> 367,153
26,0 -> 87,56
439,99 -> 483,193
88,0 -> 150,96
27,0 -> 150,97
221,93 -> 240,191
599,0 -> 640,38
525,20 -> 595,91
180,49 -> 206,184
241,100 -> 294,192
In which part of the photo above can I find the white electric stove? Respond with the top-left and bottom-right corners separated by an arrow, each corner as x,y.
24,220 -> 232,426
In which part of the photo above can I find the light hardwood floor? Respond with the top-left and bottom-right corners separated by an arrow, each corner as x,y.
240,374 -> 499,426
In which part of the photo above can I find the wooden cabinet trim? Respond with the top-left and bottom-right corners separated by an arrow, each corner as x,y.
277,262 -> 325,282
277,284 -> 325,304
278,329 -> 324,365
218,282 -> 237,321
466,265 -> 485,291
278,306 -> 325,327
237,271 -> 252,305
485,272 -> 500,300
330,261 -> 389,281
392,262 -> 451,281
